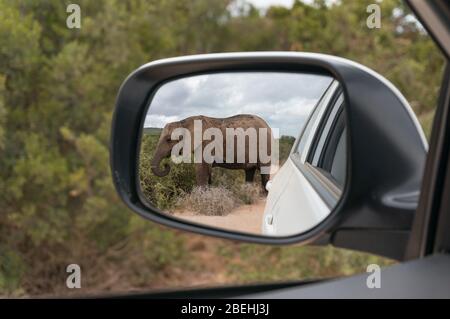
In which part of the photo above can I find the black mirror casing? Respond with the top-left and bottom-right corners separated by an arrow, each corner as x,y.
110,52 -> 427,260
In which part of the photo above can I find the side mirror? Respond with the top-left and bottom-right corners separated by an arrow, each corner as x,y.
110,52 -> 427,260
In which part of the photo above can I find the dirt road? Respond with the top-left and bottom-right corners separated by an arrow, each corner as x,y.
173,198 -> 266,235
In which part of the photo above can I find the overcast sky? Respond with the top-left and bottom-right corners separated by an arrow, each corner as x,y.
144,72 -> 332,137
247,0 -> 296,9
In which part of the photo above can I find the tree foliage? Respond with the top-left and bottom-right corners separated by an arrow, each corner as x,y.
0,0 -> 445,295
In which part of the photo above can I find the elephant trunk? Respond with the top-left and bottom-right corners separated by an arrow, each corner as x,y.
151,153 -> 171,177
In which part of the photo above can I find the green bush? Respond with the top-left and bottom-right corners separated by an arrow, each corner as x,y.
278,135 -> 296,164
220,244 -> 394,283
231,182 -> 262,205
139,133 -> 196,209
0,0 -> 445,296
0,246 -> 25,294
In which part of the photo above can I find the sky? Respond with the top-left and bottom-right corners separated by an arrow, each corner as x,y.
247,0 -> 296,9
144,72 -> 332,138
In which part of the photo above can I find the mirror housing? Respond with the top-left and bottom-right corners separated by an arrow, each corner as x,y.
110,52 -> 427,260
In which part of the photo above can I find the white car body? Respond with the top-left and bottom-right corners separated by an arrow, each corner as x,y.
262,80 -> 342,236
262,157 -> 330,235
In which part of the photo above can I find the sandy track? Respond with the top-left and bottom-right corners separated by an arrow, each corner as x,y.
173,198 -> 266,235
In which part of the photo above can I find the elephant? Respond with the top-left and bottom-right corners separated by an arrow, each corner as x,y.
150,114 -> 273,190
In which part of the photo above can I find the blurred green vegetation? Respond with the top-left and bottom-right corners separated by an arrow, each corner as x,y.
0,0 -> 445,296
218,244 -> 393,283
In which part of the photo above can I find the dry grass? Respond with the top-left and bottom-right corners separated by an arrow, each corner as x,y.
231,183 -> 262,205
176,186 -> 238,216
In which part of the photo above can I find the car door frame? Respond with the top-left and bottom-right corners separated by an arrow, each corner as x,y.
404,0 -> 450,260
290,87 -> 345,210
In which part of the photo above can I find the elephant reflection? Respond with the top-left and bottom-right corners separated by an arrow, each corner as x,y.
151,114 -> 273,190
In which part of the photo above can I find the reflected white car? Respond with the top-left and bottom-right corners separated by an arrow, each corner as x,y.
263,80 -> 346,236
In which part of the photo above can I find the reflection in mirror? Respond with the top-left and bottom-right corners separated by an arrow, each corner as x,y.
139,72 -> 345,237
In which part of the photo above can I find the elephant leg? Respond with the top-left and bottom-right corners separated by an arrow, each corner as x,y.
260,171 -> 270,193
195,163 -> 211,186
245,167 -> 256,183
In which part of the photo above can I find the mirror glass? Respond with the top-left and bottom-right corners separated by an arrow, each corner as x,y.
139,72 -> 346,236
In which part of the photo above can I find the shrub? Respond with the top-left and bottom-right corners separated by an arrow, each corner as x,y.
0,246 -> 25,294
211,167 -> 245,188
177,186 -> 237,216
278,135 -> 296,164
139,133 -> 196,209
231,182 -> 261,205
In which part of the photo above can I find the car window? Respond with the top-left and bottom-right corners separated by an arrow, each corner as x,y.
307,96 -> 346,188
330,127 -> 347,186
309,93 -> 344,166
294,80 -> 340,162
289,90 -> 346,210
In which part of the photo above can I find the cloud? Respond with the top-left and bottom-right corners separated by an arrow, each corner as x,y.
247,0 -> 295,9
144,114 -> 179,128
145,72 -> 333,137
